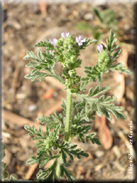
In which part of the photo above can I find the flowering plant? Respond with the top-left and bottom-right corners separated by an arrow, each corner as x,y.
24,30 -> 131,181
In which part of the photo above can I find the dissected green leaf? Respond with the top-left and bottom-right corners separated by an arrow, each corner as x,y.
110,63 -> 132,75
77,94 -> 126,121
87,85 -> 110,97
93,7 -> 103,22
26,156 -> 38,165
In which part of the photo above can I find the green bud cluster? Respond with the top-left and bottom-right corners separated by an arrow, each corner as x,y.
55,35 -> 81,92
24,32 -> 96,93
97,50 -> 111,71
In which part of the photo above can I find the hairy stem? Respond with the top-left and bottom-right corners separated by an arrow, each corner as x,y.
56,89 -> 72,179
65,89 -> 72,142
56,156 -> 62,179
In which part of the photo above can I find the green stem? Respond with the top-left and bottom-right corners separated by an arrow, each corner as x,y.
56,156 -> 62,179
65,89 -> 72,142
56,89 -> 72,179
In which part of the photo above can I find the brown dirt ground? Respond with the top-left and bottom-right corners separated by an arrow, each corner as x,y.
2,2 -> 136,181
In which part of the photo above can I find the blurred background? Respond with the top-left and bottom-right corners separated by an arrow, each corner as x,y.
2,0 -> 136,180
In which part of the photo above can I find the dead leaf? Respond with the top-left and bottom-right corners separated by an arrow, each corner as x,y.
2,149 -> 12,166
97,116 -> 113,150
117,49 -> 128,66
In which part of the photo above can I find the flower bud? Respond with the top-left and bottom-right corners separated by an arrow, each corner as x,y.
68,70 -> 76,77
97,44 -> 103,53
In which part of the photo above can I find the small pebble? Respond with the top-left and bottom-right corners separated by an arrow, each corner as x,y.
84,13 -> 93,20
53,91 -> 58,98
16,93 -> 27,99
28,104 -> 37,112
124,24 -> 130,30
95,150 -> 104,157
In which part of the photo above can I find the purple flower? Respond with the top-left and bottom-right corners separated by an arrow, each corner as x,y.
61,32 -> 70,39
97,44 -> 103,53
49,38 -> 58,46
75,35 -> 86,46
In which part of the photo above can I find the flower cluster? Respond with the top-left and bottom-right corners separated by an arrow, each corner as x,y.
75,35 -> 86,46
49,32 -> 86,47
96,44 -> 113,72
47,32 -> 89,92
49,38 -> 57,46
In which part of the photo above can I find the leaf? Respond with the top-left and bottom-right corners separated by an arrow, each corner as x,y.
76,22 -> 91,32
110,63 -> 132,75
107,29 -> 115,51
36,160 -> 57,180
77,93 -> 126,121
86,132 -> 101,145
112,49 -> 121,59
97,116 -> 113,149
100,9 -> 116,25
24,72 -> 51,82
80,79 -> 89,91
99,105 -> 111,120
26,156 -> 37,165
61,142 -> 89,161
39,158 -> 50,168
37,112 -> 64,129
38,50 -> 45,61
25,61 -> 38,68
92,30 -> 101,41
87,85 -> 110,97
23,51 -> 40,62
61,151 -> 67,163
61,165 -> 75,181
24,125 -> 30,131
34,40 -> 54,50
108,106 -> 126,120
34,41 -> 47,47
93,7 -> 103,22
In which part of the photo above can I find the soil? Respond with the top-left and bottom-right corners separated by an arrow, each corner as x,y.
2,1 -> 136,181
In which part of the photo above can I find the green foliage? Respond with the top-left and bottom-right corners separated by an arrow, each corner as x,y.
24,117 -> 90,181
93,8 -> 117,26
76,83 -> 127,121
24,50 -> 64,83
76,91 -> 126,121
34,40 -> 55,50
36,112 -> 64,129
87,85 -> 111,97
76,22 -> 91,32
81,30 -> 132,88
24,33 -> 96,93
76,7 -> 119,43
71,124 -> 101,145
24,30 -> 132,181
